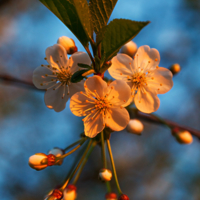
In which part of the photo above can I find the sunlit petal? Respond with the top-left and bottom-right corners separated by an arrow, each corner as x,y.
105,107 -> 130,131
134,87 -> 160,113
45,44 -> 68,70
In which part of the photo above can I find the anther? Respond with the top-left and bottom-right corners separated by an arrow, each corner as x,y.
47,65 -> 50,68
56,60 -> 59,63
120,106 -> 123,109
158,88 -> 160,90
44,57 -> 47,60
111,86 -> 114,89
82,119 -> 85,121
113,96 -> 115,98
123,100 -> 126,102
86,100 -> 89,103
40,83 -> 43,86
155,58 -> 158,61
156,66 -> 159,69
84,85 -> 87,88
129,63 -> 131,65
120,73 -> 122,75
80,91 -> 83,94
62,97 -> 64,99
139,101 -> 141,103
148,61 -> 150,63
41,64 -> 44,67
151,77 -> 154,80
45,74 -> 48,77
60,55 -> 62,57
160,83 -> 162,86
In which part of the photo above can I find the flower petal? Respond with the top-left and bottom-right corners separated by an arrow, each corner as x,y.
32,65 -> 56,89
108,54 -> 133,80
44,85 -> 70,112
134,87 -> 160,113
69,52 -> 91,74
134,45 -> 160,71
70,92 -> 95,117
84,111 -> 105,138
106,80 -> 131,106
105,107 -> 130,131
69,80 -> 85,97
147,67 -> 173,94
84,76 -> 107,98
45,44 -> 68,70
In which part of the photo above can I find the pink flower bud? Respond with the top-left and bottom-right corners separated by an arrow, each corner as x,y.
170,63 -> 181,75
118,194 -> 129,200
29,153 -> 56,171
120,41 -> 137,58
172,128 -> 193,144
29,153 -> 48,171
63,185 -> 77,200
105,193 -> 117,200
99,168 -> 112,182
126,119 -> 144,135
48,148 -> 64,165
57,36 -> 77,54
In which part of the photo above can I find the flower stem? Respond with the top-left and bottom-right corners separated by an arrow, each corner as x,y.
57,137 -> 87,161
64,137 -> 85,152
85,46 -> 95,69
60,139 -> 93,190
72,140 -> 97,185
101,131 -> 107,168
101,131 -> 111,193
106,139 -> 122,195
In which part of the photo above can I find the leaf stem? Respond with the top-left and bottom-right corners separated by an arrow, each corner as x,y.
106,139 -> 122,195
85,46 -> 95,69
72,140 -> 97,185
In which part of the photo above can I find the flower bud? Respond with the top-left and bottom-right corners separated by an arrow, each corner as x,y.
63,185 -> 77,200
48,148 -> 64,165
45,189 -> 63,200
172,128 -> 193,144
57,36 -> 77,54
170,63 -> 181,75
120,41 -> 137,58
118,194 -> 129,200
99,168 -> 112,182
126,119 -> 144,135
105,193 -> 117,200
29,153 -> 56,171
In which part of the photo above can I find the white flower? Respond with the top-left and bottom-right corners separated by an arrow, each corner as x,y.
70,76 -> 131,138
57,36 -> 77,54
33,44 -> 91,112
108,45 -> 173,113
29,153 -> 48,171
120,40 -> 137,58
126,119 -> 144,135
99,168 -> 112,181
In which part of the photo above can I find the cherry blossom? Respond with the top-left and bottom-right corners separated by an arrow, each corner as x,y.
108,45 -> 173,113
33,44 -> 91,112
70,76 -> 131,138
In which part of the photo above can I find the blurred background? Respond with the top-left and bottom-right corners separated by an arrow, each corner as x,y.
0,0 -> 200,199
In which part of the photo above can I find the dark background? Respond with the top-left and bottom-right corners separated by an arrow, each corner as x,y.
0,0 -> 200,199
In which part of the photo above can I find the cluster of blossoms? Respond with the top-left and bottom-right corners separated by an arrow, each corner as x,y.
30,36 -> 194,200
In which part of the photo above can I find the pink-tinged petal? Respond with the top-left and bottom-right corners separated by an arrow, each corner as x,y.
134,87 -> 160,113
69,80 -> 85,97
147,67 -> 173,94
105,107 -> 130,131
70,92 -> 95,117
84,111 -> 105,138
33,66 -> 56,89
69,52 -> 91,74
84,76 -> 107,98
44,85 -> 70,112
108,54 -> 133,80
45,44 -> 68,70
106,80 -> 131,106
134,45 -> 160,71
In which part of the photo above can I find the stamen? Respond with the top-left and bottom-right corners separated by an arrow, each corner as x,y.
155,58 -> 158,61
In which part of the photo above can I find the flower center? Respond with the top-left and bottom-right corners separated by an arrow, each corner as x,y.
56,69 -> 72,85
132,72 -> 147,88
95,97 -> 110,112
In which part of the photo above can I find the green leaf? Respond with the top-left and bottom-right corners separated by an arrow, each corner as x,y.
78,63 -> 92,69
40,0 -> 92,47
89,0 -> 118,42
101,19 -> 150,62
71,70 -> 88,83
